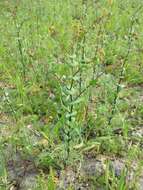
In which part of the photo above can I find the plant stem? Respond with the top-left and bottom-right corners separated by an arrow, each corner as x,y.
108,5 -> 143,126
14,19 -> 27,80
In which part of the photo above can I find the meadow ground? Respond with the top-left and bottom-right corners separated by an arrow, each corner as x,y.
0,0 -> 143,189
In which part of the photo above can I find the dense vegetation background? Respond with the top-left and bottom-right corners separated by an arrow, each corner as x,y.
0,0 -> 143,189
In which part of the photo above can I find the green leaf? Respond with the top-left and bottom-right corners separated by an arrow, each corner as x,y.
89,79 -> 97,86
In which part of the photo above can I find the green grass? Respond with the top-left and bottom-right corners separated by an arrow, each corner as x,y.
0,0 -> 143,189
